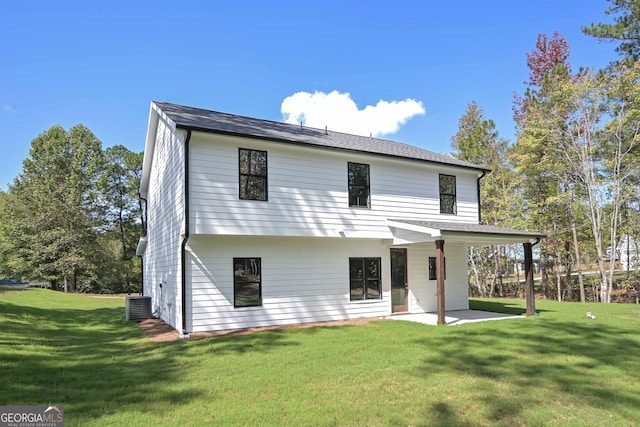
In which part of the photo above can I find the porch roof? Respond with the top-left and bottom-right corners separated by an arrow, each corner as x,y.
387,219 -> 545,246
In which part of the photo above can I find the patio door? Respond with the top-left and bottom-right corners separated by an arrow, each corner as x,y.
391,248 -> 408,313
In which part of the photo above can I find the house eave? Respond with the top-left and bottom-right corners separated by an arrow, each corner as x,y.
140,102 -> 178,198
387,219 -> 545,246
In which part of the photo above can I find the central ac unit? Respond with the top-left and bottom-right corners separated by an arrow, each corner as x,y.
126,296 -> 152,321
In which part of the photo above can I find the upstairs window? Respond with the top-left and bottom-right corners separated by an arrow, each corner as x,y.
239,148 -> 267,201
349,257 -> 382,300
439,174 -> 456,214
348,162 -> 370,207
233,258 -> 262,307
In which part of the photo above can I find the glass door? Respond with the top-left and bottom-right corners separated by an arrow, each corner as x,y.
390,248 -> 408,312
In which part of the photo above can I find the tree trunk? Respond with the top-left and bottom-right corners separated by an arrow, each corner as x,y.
564,240 -> 572,301
554,258 -> 562,302
70,269 -> 77,293
469,248 -> 483,297
570,208 -> 586,302
515,257 -> 521,298
496,245 -> 504,297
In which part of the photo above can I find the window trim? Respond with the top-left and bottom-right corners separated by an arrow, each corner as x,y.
349,257 -> 382,301
348,162 -> 371,208
239,148 -> 268,201
233,257 -> 262,308
439,174 -> 457,215
428,256 -> 446,281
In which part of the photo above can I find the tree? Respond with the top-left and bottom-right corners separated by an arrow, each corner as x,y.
0,191 -> 23,278
598,60 -> 640,300
7,125 -> 106,291
451,102 -> 512,297
512,32 -> 581,301
514,32 -> 571,123
521,61 -> 640,303
102,145 -> 144,293
583,0 -> 640,60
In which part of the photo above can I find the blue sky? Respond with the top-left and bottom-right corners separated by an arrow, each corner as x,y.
0,1 -> 620,191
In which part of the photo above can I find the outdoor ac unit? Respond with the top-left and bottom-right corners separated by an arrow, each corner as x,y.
126,296 -> 152,322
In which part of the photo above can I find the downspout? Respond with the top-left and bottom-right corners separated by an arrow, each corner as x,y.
138,194 -> 148,296
477,170 -> 487,224
180,129 -> 192,338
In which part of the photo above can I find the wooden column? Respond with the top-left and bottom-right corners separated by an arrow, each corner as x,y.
436,239 -> 446,325
524,242 -> 535,316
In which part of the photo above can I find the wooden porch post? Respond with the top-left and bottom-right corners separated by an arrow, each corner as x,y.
524,242 -> 535,316
436,239 -> 446,325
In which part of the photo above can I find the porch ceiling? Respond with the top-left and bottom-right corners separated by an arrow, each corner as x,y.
387,219 -> 545,246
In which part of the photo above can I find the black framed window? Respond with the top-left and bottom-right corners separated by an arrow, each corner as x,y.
239,148 -> 268,200
428,257 -> 446,281
233,258 -> 262,307
349,257 -> 381,300
439,174 -> 456,214
348,162 -> 370,207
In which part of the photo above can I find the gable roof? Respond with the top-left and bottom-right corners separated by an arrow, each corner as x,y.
152,101 -> 486,172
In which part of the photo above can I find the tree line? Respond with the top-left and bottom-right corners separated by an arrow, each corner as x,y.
2,1 -> 638,301
452,0 -> 640,303
0,125 -> 143,293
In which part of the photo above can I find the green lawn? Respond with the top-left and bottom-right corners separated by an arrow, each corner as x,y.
1,288 -> 639,426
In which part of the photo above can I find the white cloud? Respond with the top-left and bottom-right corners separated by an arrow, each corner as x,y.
2,104 -> 15,113
281,90 -> 425,137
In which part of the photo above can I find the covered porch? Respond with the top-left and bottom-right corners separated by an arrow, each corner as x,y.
387,219 -> 545,325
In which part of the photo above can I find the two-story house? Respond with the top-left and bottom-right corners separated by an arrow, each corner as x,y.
137,101 -> 543,336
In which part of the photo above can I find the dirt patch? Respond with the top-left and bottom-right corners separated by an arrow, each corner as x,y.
139,316 -> 380,343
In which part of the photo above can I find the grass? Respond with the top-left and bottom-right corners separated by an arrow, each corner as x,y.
1,288 -> 639,426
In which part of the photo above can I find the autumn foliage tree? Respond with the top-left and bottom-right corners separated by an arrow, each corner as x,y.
512,31 -> 582,301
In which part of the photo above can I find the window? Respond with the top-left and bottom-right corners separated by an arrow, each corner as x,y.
239,148 -> 267,200
233,258 -> 262,307
428,256 -> 446,281
439,174 -> 456,214
348,162 -> 370,207
349,257 -> 381,300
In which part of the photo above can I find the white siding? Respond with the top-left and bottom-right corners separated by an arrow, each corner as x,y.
407,242 -> 469,313
189,132 -> 480,238
184,236 -> 471,332
186,235 -> 392,332
142,123 -> 480,333
142,118 -> 186,331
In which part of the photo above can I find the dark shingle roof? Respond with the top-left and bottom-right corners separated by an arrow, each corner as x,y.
388,219 -> 545,238
153,101 -> 486,171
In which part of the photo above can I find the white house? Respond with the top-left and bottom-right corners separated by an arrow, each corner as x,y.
618,235 -> 639,271
137,101 -> 543,336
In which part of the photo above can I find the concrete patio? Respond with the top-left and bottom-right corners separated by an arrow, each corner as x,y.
386,310 -> 525,326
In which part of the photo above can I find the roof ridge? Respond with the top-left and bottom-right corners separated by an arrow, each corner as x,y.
151,101 -> 487,172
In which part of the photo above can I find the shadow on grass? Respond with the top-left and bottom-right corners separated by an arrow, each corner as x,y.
470,298 -> 553,315
193,329 -> 300,356
411,316 -> 640,425
0,291 -> 300,425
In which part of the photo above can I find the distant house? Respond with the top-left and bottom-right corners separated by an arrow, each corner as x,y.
0,278 -> 28,289
618,235 -> 639,271
137,101 -> 543,336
